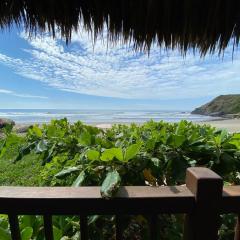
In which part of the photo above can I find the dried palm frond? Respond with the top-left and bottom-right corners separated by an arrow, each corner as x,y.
0,0 -> 240,56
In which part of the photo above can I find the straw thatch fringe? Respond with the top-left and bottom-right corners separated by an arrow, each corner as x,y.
0,0 -> 240,55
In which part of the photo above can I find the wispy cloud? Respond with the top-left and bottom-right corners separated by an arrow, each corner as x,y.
0,89 -> 12,94
0,88 -> 48,99
0,31 -> 239,100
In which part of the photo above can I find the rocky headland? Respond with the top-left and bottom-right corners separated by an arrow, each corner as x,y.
192,94 -> 240,118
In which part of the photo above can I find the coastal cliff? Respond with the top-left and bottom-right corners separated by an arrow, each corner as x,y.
192,95 -> 240,117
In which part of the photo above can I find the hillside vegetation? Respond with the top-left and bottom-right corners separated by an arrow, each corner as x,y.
192,95 -> 240,117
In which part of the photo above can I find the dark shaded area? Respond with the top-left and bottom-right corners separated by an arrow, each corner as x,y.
0,0 -> 240,55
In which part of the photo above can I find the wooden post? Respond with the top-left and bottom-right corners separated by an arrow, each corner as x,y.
183,167 -> 223,240
234,215 -> 240,240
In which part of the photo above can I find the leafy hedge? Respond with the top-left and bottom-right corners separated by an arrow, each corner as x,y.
0,119 -> 240,239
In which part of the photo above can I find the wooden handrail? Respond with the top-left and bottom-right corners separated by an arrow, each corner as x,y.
0,186 -> 195,215
0,167 -> 240,240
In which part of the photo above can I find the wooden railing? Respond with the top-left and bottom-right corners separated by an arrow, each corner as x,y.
1,167 -> 240,240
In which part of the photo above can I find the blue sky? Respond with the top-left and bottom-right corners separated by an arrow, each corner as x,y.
0,27 -> 239,110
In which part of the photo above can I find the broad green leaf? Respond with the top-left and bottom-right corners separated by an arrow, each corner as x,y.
159,127 -> 167,143
173,135 -> 186,147
165,152 -> 188,184
21,227 -> 33,240
20,215 -> 36,229
145,139 -> 156,151
46,122 -> 66,138
100,171 -> 121,199
220,129 -> 228,142
229,133 -> 240,149
113,148 -> 124,161
0,139 -> 6,152
0,215 -> 8,229
124,143 -> 141,161
78,131 -> 91,146
31,125 -> 42,137
72,171 -> 85,187
189,139 -> 205,147
14,142 -> 36,162
175,120 -> 186,135
36,140 -> 48,153
100,148 -> 123,161
0,227 -> 10,240
232,133 -> 240,140
229,139 -> 240,149
151,157 -> 161,167
53,226 -> 63,240
88,215 -> 100,225
86,150 -> 100,161
55,167 -> 80,179
167,134 -> 186,148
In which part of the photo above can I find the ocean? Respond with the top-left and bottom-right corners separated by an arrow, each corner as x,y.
0,109 -> 217,124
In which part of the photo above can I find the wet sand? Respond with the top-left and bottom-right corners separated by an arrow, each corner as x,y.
199,118 -> 240,133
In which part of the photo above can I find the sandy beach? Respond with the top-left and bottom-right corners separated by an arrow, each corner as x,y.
97,119 -> 240,133
199,118 -> 240,133
199,119 -> 240,132
10,118 -> 240,134
96,119 -> 240,133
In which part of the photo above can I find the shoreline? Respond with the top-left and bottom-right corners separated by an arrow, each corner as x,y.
198,118 -> 240,133
95,118 -> 240,133
10,118 -> 240,133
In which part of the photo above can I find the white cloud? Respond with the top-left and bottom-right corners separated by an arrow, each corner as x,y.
0,31 -> 239,100
0,89 -> 12,94
0,88 -> 48,99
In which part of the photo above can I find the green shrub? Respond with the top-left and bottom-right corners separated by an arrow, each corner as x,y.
1,119 -> 240,239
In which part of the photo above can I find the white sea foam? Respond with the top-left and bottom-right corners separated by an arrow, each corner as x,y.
0,109 -> 218,124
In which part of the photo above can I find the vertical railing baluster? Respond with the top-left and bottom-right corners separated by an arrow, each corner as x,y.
80,215 -> 88,240
116,215 -> 124,240
8,214 -> 21,240
149,215 -> 158,240
43,215 -> 54,240
235,214 -> 240,240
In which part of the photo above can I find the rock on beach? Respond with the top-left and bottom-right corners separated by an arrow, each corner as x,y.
0,118 -> 15,129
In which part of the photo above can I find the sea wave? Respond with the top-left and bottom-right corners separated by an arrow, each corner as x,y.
0,109 -> 217,124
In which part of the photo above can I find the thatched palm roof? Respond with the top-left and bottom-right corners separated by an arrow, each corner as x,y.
0,0 -> 240,55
